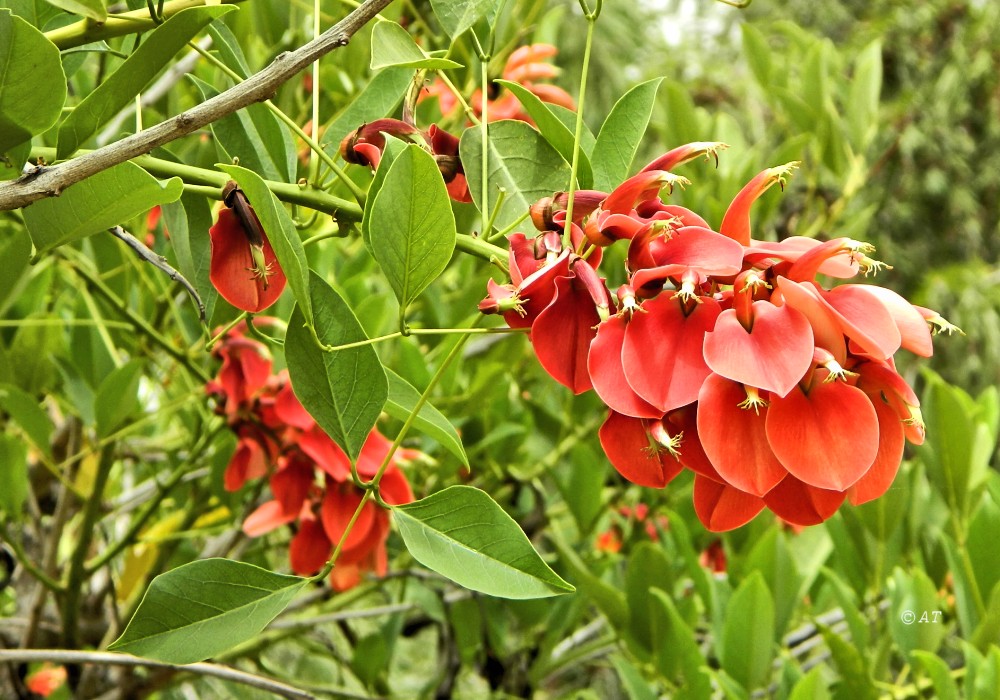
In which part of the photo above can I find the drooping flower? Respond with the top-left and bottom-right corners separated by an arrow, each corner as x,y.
209,182 -> 287,313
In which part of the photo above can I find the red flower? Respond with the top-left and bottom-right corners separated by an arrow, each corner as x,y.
209,184 -> 287,312
25,664 -> 67,698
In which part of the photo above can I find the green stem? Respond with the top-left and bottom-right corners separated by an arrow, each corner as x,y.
189,43 -> 367,205
205,312 -> 249,351
563,1 -> 601,247
318,325 -> 522,353
64,253 -> 211,383
487,208 -> 529,242
62,446 -> 116,649
436,72 -> 481,126
471,32 -> 491,233
29,147 -> 363,222
0,525 -> 63,592
44,0 -> 248,50
315,335 -> 470,580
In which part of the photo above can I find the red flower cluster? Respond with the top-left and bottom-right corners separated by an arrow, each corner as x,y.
208,322 -> 414,590
482,143 -> 953,531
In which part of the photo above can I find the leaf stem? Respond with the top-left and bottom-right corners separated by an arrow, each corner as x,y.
563,0 -> 601,247
320,325 -> 524,353
0,525 -> 64,592
471,32 -> 491,233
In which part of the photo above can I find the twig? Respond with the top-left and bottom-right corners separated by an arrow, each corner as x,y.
0,0 -> 396,212
109,226 -> 206,321
0,650 -> 316,700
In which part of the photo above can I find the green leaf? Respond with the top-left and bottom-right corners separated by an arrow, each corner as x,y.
591,78 -> 662,192
22,161 -> 182,254
0,9 -> 67,154
719,572 -> 774,691
429,0 -> 499,38
108,559 -> 306,664
361,134 -> 409,253
611,656 -> 657,700
460,120 -> 572,232
548,533 -> 627,628
972,580 -> 1000,653
942,534 -> 979,636
922,375 -> 979,522
847,41 -> 882,150
741,23 -> 772,88
45,0 -> 105,21
495,79 -> 592,189
370,21 -> 461,70
910,650 -> 960,700
625,542 -> 673,651
788,668 -> 831,700
0,434 -> 29,520
384,369 -> 467,464
393,485 -> 574,599
967,493 -> 1000,605
162,192 -> 218,322
191,77 -> 294,183
0,224 -> 31,313
94,359 -> 144,438
219,164 -> 311,323
818,623 -> 878,700
324,67 -> 411,154
284,273 -> 387,462
369,145 -> 456,319
57,5 -> 236,158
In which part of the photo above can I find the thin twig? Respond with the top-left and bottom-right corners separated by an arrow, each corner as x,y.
109,226 -> 206,321
0,0 -> 396,212
0,650 -> 316,700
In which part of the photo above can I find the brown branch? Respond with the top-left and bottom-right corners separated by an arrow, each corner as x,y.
0,0 -> 395,212
0,650 -> 316,700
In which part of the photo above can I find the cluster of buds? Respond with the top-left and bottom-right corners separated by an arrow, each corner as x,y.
207,322 -> 414,589
482,143 -> 956,531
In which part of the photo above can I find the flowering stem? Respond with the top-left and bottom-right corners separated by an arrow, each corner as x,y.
483,187 -> 507,236
563,0 -> 601,248
205,312 -> 249,351
318,325 -> 524,353
436,72 -> 481,126
487,208 -> 530,242
471,32 -> 491,233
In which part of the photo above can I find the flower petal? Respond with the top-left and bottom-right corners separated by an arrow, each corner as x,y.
209,208 -> 287,313
598,410 -> 682,488
531,274 -> 602,394
692,475 -> 766,532
623,294 -> 721,412
697,374 -> 787,497
763,474 -> 845,526
243,499 -> 296,537
321,483 -> 375,551
765,378 -> 879,491
289,517 -> 332,575
848,385 -> 907,505
588,316 -> 662,418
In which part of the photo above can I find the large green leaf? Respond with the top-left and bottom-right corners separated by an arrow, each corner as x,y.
45,0 -> 105,21
219,164 -> 311,324
649,590 -> 712,699
817,623 -> 878,700
109,559 -> 306,664
370,20 -> 461,70
429,0 -> 499,38
460,119 -> 572,232
361,134 -> 409,253
495,79 -> 592,188
57,5 -> 236,158
591,78 -> 662,192
162,192 -> 218,322
22,161 -> 182,254
0,9 -> 67,154
369,145 -> 456,319
384,368 -> 467,464
847,41 -> 882,150
719,572 -> 775,691
910,651 -> 960,700
284,273 -> 387,462
393,485 -> 574,599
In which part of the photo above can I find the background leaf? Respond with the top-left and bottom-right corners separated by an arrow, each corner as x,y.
591,78 -> 662,192
109,558 -> 306,664
384,368 -> 467,464
57,5 -> 236,158
0,433 -> 29,520
370,21 -> 461,70
393,485 -> 575,599
429,0 -> 499,38
0,9 -> 67,154
284,272 -> 387,462
22,162 -> 182,254
719,572 -> 775,691
460,119 -> 572,232
94,359 -> 144,438
45,0 -> 105,21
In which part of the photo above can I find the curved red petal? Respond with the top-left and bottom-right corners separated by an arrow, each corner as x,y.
379,467 -> 414,506
588,316 -> 662,418
209,208 -> 287,313
271,458 -> 314,516
697,374 -> 787,497
822,285 -> 902,360
224,437 -> 268,492
321,484 -> 375,551
846,285 -> 933,358
531,275 -> 601,394
274,381 -> 314,430
289,517 -> 332,575
664,404 -> 721,480
300,426 -> 351,481
703,302 -> 814,397
356,429 -> 395,478
648,226 -> 744,277
598,410 -> 682,488
243,499 -> 296,537
765,380 -> 880,491
848,389 -> 906,505
774,277 -> 848,363
692,474 -> 766,532
763,474 -> 846,526
622,295 -> 721,412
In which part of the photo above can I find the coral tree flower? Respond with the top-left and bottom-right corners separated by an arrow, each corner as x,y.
208,322 -> 413,589
479,142 -> 954,533
209,182 -> 286,312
